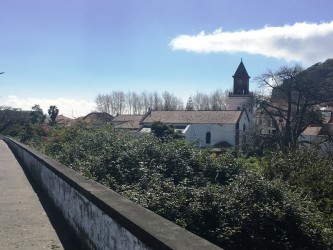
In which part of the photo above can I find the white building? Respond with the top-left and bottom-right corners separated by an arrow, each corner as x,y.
136,60 -> 254,150
139,109 -> 251,149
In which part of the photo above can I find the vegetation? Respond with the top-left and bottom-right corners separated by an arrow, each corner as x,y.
48,105 -> 59,125
29,104 -> 46,124
95,89 -> 228,115
255,59 -> 333,150
1,59 -> 333,248
12,122 -> 333,249
150,121 -> 183,140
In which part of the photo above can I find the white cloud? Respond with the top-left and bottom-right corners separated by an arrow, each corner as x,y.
0,95 -> 96,118
170,21 -> 333,65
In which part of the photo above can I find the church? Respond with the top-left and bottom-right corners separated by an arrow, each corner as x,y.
136,60 -> 254,150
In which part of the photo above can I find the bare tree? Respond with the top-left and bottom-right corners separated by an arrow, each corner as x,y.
152,91 -> 163,110
141,91 -> 151,113
131,92 -> 143,114
112,91 -> 125,114
162,91 -> 183,110
193,91 -> 210,110
125,91 -> 134,114
95,94 -> 112,114
210,89 -> 228,110
255,61 -> 333,149
96,91 -> 126,115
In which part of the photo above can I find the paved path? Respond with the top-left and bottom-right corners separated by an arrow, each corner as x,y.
0,139 -> 64,249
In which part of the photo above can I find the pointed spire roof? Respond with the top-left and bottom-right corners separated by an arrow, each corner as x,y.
233,59 -> 250,78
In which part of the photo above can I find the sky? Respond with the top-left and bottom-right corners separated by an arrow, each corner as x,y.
1,0 -> 333,117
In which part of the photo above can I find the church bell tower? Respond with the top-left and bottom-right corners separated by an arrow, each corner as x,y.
227,59 -> 252,110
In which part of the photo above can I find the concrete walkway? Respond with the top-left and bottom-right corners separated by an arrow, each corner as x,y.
0,139 -> 64,249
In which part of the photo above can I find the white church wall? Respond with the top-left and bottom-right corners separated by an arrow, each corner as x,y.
184,123 -> 235,147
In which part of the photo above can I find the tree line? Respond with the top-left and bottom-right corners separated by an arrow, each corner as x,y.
95,89 -> 229,115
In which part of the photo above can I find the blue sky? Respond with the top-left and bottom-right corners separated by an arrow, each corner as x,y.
1,0 -> 333,117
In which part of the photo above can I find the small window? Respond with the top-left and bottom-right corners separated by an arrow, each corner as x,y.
243,124 -> 246,132
206,132 -> 211,144
267,119 -> 272,126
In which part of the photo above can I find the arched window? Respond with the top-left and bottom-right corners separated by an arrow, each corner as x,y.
206,132 -> 211,144
243,124 -> 246,132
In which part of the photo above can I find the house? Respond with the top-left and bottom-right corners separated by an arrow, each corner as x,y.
79,112 -> 113,125
0,109 -> 31,122
111,114 -> 143,130
299,116 -> 333,153
139,109 -> 251,149
55,115 -> 73,126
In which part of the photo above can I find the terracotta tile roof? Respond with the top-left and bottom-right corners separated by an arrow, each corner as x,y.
302,126 -> 322,136
112,115 -> 143,129
112,114 -> 143,122
141,110 -> 243,124
82,112 -> 113,124
56,115 -> 72,124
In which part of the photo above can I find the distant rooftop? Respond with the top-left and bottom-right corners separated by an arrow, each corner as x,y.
141,110 -> 244,124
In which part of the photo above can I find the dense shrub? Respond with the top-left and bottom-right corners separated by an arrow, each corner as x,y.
22,123 -> 333,249
259,149 -> 333,224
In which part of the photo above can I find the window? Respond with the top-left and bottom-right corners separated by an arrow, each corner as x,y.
243,124 -> 246,132
267,119 -> 272,127
206,132 -> 211,144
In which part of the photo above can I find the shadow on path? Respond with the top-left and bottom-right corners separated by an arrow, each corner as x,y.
17,156 -> 86,250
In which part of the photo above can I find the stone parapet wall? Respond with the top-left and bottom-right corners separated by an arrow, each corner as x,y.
4,137 -> 221,250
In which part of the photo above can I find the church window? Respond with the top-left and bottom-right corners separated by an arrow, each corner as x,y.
243,124 -> 246,132
206,132 -> 211,144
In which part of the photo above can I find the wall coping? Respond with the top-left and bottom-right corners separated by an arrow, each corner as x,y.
4,137 -> 221,250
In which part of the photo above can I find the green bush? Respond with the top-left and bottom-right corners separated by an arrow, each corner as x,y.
26,124 -> 333,249
259,149 -> 333,223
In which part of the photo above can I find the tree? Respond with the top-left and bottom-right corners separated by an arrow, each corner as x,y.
255,60 -> 333,149
151,121 -> 183,141
209,89 -> 228,110
193,91 -> 210,110
95,91 -> 126,115
48,105 -> 59,125
95,93 -> 112,114
29,104 -> 45,124
162,91 -> 183,111
185,96 -> 194,110
152,91 -> 163,110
